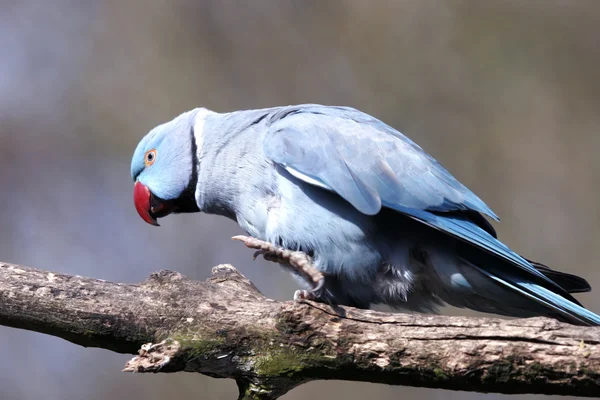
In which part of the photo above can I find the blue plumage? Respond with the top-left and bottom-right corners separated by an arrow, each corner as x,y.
264,106 -> 498,219
131,109 -> 198,201
131,104 -> 599,325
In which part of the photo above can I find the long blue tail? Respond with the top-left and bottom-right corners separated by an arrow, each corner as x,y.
391,203 -> 600,326
469,261 -> 600,326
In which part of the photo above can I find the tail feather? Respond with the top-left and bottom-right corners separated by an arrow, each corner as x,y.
394,206 -> 598,325
468,261 -> 600,326
527,258 -> 591,294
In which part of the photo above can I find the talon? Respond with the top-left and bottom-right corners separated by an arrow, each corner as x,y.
252,250 -> 264,260
294,289 -> 316,302
311,276 -> 326,297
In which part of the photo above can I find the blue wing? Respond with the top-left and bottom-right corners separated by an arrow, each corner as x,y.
263,105 -> 600,325
264,105 -> 498,219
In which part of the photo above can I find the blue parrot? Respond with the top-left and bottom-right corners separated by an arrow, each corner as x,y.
131,105 -> 599,325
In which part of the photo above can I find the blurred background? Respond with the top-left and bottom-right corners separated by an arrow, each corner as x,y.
1,0 -> 599,399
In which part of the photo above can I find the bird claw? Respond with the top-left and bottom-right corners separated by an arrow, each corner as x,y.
294,289 -> 316,302
294,279 -> 330,304
252,250 -> 264,261
310,275 -> 326,298
233,235 -> 326,297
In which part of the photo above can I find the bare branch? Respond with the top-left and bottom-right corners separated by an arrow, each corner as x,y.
0,261 -> 598,400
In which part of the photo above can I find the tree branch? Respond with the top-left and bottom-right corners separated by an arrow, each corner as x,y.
0,262 -> 598,399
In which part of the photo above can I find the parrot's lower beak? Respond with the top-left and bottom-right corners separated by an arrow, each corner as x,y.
133,181 -> 174,226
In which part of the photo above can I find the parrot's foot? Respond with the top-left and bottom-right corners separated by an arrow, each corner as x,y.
232,235 -> 325,298
293,289 -> 317,302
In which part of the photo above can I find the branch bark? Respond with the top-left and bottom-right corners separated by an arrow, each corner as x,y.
0,261 -> 598,399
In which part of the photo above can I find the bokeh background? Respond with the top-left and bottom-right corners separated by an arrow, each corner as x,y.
1,1 -> 599,399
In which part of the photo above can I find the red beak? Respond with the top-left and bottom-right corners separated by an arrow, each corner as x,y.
134,181 -> 160,226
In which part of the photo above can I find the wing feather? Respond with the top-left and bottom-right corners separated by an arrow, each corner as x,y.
264,105 -> 497,218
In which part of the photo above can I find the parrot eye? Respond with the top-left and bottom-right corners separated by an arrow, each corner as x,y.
144,149 -> 157,166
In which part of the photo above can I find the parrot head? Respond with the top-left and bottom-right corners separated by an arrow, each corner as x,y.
130,109 -> 200,226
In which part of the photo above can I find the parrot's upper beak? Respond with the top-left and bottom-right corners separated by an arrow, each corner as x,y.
133,181 -> 174,226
